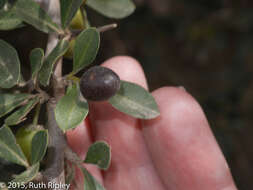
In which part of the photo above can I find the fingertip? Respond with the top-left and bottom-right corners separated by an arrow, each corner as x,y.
153,86 -> 204,121
152,86 -> 200,110
142,86 -> 236,189
144,86 -> 205,128
101,56 -> 148,90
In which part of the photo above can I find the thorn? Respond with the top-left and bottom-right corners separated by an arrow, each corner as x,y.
97,23 -> 118,33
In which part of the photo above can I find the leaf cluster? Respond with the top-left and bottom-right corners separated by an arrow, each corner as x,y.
0,0 -> 159,189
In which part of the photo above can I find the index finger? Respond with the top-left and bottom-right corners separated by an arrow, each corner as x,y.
88,56 -> 166,190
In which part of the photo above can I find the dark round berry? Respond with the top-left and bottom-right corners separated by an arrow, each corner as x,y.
80,66 -> 120,101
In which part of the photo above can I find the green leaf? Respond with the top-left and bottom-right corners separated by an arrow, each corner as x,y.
0,93 -> 30,118
0,10 -> 24,30
60,0 -> 83,29
109,81 -> 160,119
38,39 -> 69,86
12,163 -> 39,183
16,128 -> 35,164
73,27 -> 100,74
0,39 -> 20,88
80,167 -> 106,190
12,0 -> 62,34
0,125 -> 29,167
55,83 -> 89,132
30,48 -> 44,81
30,130 -> 48,165
5,97 -> 39,126
86,0 -> 135,19
84,141 -> 111,170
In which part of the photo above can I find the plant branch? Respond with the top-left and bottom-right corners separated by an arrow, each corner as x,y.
40,0 -> 67,189
42,99 -> 67,188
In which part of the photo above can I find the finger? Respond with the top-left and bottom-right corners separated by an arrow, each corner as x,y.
66,119 -> 103,185
66,119 -> 92,159
142,87 -> 238,190
89,56 -> 166,190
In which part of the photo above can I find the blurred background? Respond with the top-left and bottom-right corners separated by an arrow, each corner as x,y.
0,0 -> 252,189
90,0 -> 253,189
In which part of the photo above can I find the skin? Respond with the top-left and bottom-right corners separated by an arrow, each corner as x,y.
66,56 -> 238,190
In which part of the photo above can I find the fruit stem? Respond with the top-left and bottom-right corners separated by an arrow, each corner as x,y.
66,74 -> 80,83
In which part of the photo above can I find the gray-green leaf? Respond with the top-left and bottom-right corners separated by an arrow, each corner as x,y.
30,48 -> 44,81
0,93 -> 30,118
84,141 -> 111,170
12,163 -> 39,183
5,97 -> 39,126
0,39 -> 20,88
86,0 -> 135,19
109,81 -> 160,119
30,130 -> 48,165
73,27 -> 100,74
38,39 -> 69,86
55,83 -> 89,132
12,0 -> 62,34
81,167 -> 106,190
0,125 -> 29,167
0,10 -> 24,30
60,0 -> 83,29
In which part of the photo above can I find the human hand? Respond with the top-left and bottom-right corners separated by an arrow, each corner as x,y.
67,56 -> 238,190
